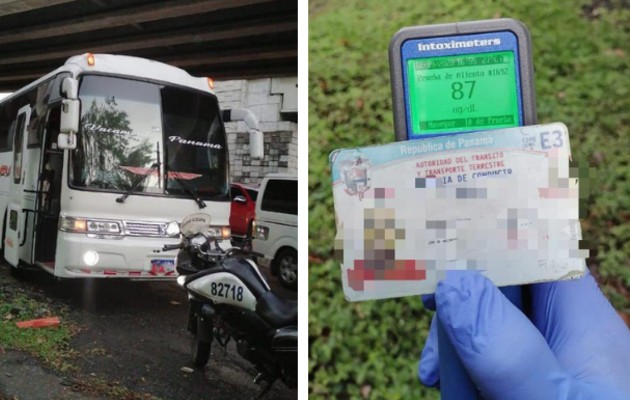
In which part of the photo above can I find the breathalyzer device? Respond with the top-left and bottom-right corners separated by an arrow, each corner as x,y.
390,18 -> 536,140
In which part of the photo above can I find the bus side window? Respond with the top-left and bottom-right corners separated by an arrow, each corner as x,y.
7,120 -> 16,152
27,109 -> 41,147
13,114 -> 26,184
0,105 -> 15,152
45,106 -> 61,148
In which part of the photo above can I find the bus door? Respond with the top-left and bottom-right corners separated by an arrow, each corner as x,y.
34,106 -> 63,265
4,105 -> 33,266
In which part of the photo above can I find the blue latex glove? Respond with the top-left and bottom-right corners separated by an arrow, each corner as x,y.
418,272 -> 630,400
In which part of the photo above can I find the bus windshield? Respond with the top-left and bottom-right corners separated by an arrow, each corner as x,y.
71,75 -> 228,200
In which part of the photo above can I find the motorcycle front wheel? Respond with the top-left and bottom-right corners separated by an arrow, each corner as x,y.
191,315 -> 212,368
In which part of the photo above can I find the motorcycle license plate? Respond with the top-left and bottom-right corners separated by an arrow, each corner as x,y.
150,259 -> 175,274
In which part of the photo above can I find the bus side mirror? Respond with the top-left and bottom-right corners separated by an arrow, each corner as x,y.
249,129 -> 263,159
58,99 -> 79,150
61,77 -> 79,100
57,133 -> 76,150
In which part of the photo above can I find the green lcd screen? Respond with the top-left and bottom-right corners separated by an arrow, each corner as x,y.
407,51 -> 519,135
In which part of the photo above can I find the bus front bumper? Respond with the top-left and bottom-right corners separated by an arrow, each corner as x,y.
53,233 -> 228,279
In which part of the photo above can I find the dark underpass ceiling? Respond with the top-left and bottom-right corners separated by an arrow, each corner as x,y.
0,0 -> 297,91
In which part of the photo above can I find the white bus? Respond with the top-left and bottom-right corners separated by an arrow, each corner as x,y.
0,53 -> 261,279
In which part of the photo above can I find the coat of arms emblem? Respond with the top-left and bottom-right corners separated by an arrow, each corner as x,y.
340,156 -> 370,199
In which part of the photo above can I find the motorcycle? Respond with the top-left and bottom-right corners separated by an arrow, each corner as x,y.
161,213 -> 297,398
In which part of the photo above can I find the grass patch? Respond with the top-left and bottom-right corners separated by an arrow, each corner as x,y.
0,281 -> 160,399
0,288 -> 77,372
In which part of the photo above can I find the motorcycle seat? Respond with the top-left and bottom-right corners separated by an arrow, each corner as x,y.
256,290 -> 298,328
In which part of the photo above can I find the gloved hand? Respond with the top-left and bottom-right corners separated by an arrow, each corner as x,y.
418,272 -> 630,400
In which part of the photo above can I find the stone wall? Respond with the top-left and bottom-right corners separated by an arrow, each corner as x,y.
214,78 -> 297,185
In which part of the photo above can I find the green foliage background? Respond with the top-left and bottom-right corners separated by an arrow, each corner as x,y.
308,0 -> 630,398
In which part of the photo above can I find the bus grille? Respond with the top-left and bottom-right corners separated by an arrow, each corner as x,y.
124,222 -> 164,237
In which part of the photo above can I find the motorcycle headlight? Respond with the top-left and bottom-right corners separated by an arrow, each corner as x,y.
190,234 -> 207,247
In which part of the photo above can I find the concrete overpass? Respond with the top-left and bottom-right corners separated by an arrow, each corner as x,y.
0,0 -> 297,91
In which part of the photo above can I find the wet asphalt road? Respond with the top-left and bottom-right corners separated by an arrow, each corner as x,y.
1,261 -> 297,400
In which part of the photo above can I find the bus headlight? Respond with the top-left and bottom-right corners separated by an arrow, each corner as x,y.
59,216 -> 87,232
87,220 -> 121,234
83,250 -> 99,266
205,226 -> 231,240
165,221 -> 180,237
60,216 -> 122,235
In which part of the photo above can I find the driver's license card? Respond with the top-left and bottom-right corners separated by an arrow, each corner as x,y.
330,123 -> 587,301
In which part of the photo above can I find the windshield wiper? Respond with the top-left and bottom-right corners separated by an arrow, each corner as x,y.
116,142 -> 162,204
115,162 -> 160,204
168,172 -> 206,209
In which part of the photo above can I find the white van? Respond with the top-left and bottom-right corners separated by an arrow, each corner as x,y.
252,174 -> 297,289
